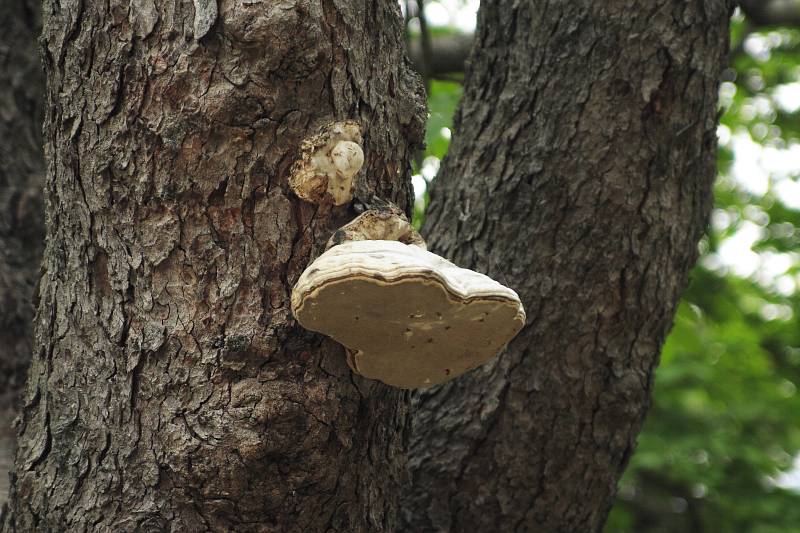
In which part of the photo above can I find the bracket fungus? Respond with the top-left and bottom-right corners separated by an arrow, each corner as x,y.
291,210 -> 525,389
289,121 -> 365,206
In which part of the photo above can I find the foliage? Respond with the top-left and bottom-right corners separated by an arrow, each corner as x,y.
412,79 -> 462,227
413,9 -> 800,532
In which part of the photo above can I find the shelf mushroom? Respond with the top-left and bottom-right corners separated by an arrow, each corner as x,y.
291,210 -> 525,389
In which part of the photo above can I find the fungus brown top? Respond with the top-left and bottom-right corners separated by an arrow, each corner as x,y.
325,207 -> 427,251
291,240 -> 526,389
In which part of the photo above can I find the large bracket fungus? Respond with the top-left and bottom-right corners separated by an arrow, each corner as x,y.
291,209 -> 525,389
289,121 -> 365,206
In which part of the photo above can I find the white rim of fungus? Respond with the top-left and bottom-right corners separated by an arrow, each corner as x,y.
292,240 -> 525,313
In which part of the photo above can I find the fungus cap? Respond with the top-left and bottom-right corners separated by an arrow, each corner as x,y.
291,240 -> 525,388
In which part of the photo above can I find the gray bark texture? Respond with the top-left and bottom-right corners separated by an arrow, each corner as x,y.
401,1 -> 732,532
0,0 -> 45,506
1,0 -> 425,531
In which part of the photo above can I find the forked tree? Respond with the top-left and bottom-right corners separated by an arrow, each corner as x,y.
2,0 -> 731,531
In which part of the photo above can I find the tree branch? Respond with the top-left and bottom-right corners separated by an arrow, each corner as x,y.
401,0 -> 731,530
739,0 -> 800,26
407,2 -> 800,79
407,33 -> 472,77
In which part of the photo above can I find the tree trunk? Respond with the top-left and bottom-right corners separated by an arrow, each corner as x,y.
402,2 -> 732,532
0,0 -> 45,506
2,0 -> 425,531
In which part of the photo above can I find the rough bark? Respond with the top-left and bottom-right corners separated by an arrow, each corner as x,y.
0,0 -> 45,506
2,0 -> 425,531
401,2 -> 732,532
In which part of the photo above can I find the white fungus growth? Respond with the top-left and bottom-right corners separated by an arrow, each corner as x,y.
289,121 -> 364,206
330,141 -> 364,181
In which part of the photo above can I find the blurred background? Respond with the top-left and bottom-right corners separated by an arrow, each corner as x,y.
403,2 -> 800,531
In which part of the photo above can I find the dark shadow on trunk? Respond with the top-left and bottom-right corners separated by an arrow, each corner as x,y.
0,0 -> 45,509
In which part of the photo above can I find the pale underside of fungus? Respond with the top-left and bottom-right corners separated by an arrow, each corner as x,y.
291,239 -> 526,389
